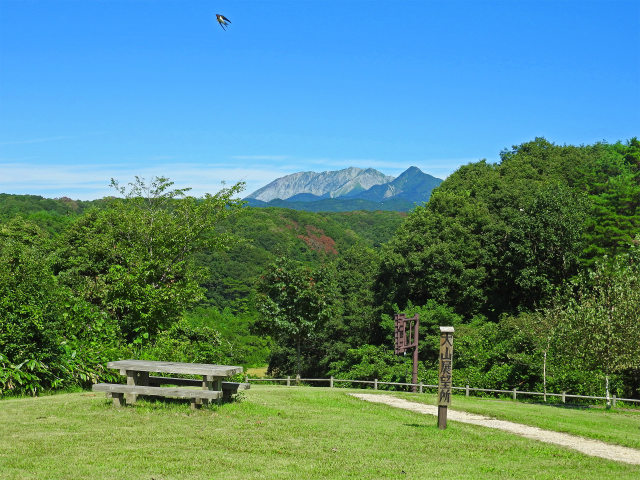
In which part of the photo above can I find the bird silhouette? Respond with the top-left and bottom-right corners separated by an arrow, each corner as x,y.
216,14 -> 231,30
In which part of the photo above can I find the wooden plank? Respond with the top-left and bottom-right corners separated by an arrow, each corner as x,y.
146,377 -> 250,391
148,376 -> 202,387
221,382 -> 250,392
221,382 -> 250,401
107,360 -> 243,377
92,383 -> 222,400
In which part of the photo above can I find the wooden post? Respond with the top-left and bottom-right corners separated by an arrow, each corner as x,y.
562,391 -> 566,403
112,392 -> 124,407
412,316 -> 419,393
374,378 -> 378,390
287,376 -> 291,386
330,376 -> 334,388
419,382 -> 423,394
513,388 -> 517,401
438,406 -> 448,429
466,385 -> 469,397
296,374 -> 300,385
125,370 -> 148,405
437,326 -> 455,430
612,395 -> 617,408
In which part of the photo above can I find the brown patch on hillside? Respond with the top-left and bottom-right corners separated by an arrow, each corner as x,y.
297,225 -> 338,255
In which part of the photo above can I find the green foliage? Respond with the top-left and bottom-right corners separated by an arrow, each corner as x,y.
182,306 -> 270,367
137,318 -> 227,365
0,218 -> 68,394
54,176 -> 245,342
327,344 -> 424,387
378,138 -> 634,319
2,138 -> 639,399
553,242 -> 640,397
255,257 -> 341,375
198,207 -> 402,310
0,218 -> 121,395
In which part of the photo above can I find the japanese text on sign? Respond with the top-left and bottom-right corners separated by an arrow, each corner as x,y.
438,327 -> 454,406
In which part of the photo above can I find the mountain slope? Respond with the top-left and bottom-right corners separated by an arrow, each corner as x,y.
245,167 -> 394,202
245,166 -> 443,212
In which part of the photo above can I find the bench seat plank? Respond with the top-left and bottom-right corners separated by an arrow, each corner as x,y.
146,376 -> 250,392
92,383 -> 222,400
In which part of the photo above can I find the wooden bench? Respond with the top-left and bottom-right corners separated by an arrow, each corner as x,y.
146,376 -> 250,401
92,383 -> 222,410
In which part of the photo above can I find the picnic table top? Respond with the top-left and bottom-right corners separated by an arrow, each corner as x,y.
107,360 -> 243,377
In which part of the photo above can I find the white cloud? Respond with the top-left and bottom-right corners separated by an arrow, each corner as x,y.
0,154 -> 478,200
0,162 -> 289,200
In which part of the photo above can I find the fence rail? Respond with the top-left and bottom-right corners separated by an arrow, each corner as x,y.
246,376 -> 640,407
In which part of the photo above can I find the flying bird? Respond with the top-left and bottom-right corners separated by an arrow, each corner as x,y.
216,14 -> 231,30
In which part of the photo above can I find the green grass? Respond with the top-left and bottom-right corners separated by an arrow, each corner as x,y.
0,386 -> 638,479
391,390 -> 640,450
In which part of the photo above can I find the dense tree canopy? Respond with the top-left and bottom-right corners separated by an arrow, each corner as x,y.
1,138 -> 639,399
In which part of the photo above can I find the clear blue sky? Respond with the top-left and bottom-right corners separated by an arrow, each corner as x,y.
1,0 -> 638,199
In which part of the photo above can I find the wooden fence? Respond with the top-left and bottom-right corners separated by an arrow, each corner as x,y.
246,375 -> 640,407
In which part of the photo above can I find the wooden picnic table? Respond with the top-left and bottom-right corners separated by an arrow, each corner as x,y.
92,360 -> 247,409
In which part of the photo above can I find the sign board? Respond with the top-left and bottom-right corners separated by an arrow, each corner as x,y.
438,326 -> 454,406
394,313 -> 420,393
394,313 -> 418,355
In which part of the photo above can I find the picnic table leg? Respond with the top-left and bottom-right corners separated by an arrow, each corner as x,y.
112,392 -> 125,407
200,376 -> 214,406
125,370 -> 149,405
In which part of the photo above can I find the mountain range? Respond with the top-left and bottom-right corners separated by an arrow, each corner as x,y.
245,166 -> 443,212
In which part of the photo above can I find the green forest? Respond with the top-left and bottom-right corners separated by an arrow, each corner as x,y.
1,138 -> 639,402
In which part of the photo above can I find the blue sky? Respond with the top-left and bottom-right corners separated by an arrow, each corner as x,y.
1,0 -> 638,199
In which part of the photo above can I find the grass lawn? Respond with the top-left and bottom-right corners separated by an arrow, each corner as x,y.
392,390 -> 640,450
0,385 -> 638,479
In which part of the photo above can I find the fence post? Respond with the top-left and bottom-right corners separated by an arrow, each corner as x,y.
287,376 -> 291,387
562,391 -> 566,403
330,376 -> 334,388
612,395 -> 617,408
245,375 -> 248,383
466,385 -> 469,397
419,382 -> 423,394
374,379 -> 378,390
512,388 -> 517,401
296,374 -> 300,386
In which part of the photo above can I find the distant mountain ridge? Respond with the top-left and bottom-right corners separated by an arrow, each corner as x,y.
245,166 -> 443,212
246,167 -> 394,202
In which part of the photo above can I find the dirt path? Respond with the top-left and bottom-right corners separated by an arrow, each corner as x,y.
351,393 -> 640,465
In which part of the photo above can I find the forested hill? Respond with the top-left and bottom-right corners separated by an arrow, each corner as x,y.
0,194 -> 405,309
2,137 -> 639,402
197,208 -> 406,308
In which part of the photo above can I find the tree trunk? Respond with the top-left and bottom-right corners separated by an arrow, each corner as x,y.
543,350 -> 547,402
296,335 -> 302,377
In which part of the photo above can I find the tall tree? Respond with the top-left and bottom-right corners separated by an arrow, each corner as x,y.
555,242 -> 640,402
255,256 -> 340,376
54,177 -> 244,342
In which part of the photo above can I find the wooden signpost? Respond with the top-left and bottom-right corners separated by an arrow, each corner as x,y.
394,313 -> 419,393
438,326 -> 454,429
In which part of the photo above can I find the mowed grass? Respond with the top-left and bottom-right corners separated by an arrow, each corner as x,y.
0,385 -> 638,479
393,390 -> 640,450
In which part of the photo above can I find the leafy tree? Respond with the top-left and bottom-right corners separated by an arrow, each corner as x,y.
0,218 -> 67,394
255,256 -> 340,376
555,242 -> 640,401
378,139 -> 608,319
582,170 -> 640,264
55,176 -> 245,342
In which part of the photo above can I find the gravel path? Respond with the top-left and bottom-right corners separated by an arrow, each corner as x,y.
351,393 -> 640,465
